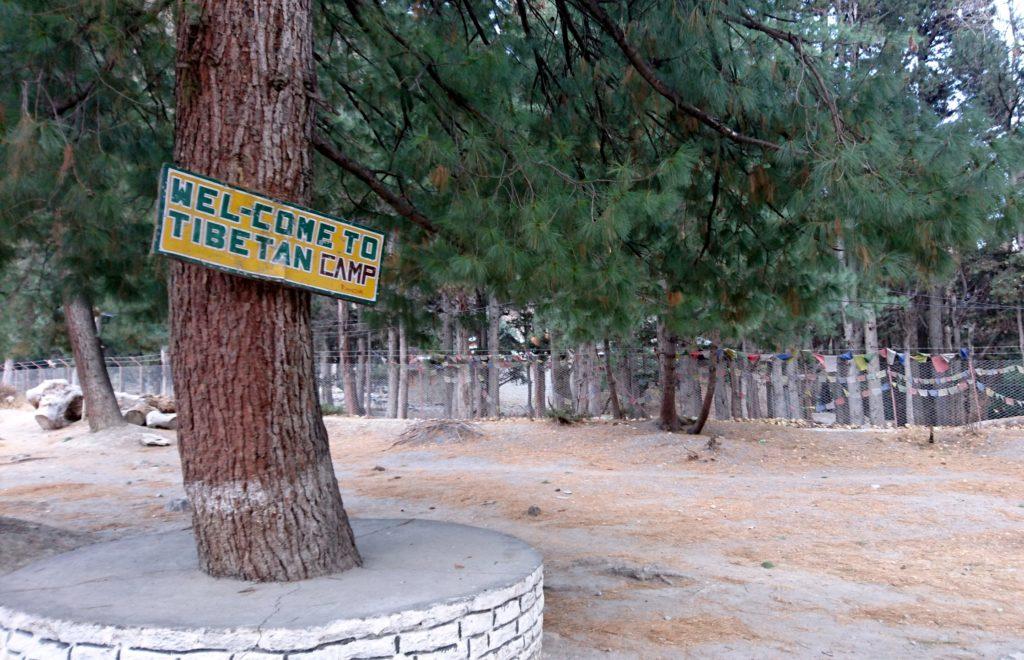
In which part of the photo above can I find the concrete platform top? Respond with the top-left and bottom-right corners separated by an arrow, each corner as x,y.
0,518 -> 542,632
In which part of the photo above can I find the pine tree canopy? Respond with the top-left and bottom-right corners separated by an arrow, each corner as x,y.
0,0 -> 1021,357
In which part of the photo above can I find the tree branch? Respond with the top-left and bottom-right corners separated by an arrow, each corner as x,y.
576,0 -> 781,151
313,131 -> 438,235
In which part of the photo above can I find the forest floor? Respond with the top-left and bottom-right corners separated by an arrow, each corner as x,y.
1,407 -> 1023,658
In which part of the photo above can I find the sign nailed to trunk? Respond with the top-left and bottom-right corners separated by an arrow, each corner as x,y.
154,165 -> 385,303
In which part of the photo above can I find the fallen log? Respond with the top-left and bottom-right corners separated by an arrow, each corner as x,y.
146,410 -> 177,430
124,402 -> 155,427
34,384 -> 84,430
27,379 -> 72,409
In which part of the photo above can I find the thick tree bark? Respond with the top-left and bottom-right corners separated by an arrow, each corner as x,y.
171,0 -> 360,581
63,290 -> 123,431
784,356 -> 800,419
338,302 -> 363,415
657,320 -> 680,431
603,338 -> 623,419
487,294 -> 500,417
387,326 -> 399,418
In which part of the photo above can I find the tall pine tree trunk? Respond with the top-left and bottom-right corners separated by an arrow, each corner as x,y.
170,0 -> 359,581
487,294 -> 500,417
657,320 -> 680,430
864,305 -> 885,425
63,290 -> 123,431
338,302 -> 363,415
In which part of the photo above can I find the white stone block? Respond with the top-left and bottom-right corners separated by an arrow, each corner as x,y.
469,583 -> 527,612
25,638 -> 69,660
400,622 -> 459,654
489,635 -> 524,660
69,645 -> 117,660
488,621 -> 517,650
177,652 -> 230,660
6,631 -> 33,654
491,601 -> 519,629
459,612 -> 493,639
466,633 -> 488,659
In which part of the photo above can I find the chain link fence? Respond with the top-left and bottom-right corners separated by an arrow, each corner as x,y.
5,349 -> 1024,427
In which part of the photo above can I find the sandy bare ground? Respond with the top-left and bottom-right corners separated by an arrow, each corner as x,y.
1,407 -> 1023,658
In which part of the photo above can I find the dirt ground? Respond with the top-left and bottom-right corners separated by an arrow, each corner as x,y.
1,407 -> 1023,658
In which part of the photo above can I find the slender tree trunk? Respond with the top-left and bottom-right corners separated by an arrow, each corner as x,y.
729,354 -> 742,419
837,238 -> 862,425
770,357 -> 786,418
63,290 -> 123,431
864,305 -> 885,426
170,0 -> 359,580
160,347 -> 171,396
387,326 -> 399,418
927,284 -> 944,425
904,301 -> 917,426
319,334 -> 334,407
603,338 -> 623,419
487,294 -> 500,417
361,332 -> 372,416
533,357 -> 546,416
689,343 -> 718,434
587,343 -> 602,416
2,358 -> 14,387
398,319 -> 408,419
455,322 -> 470,418
550,330 -> 570,408
441,294 -> 454,417
338,302 -> 363,415
1017,307 -> 1024,368
657,320 -> 680,431
714,352 -> 729,419
784,356 -> 801,419
525,358 -> 534,419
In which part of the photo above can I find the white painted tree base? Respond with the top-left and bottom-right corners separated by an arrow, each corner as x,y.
0,519 -> 543,660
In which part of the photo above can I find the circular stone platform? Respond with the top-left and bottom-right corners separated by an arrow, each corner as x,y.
0,519 -> 543,660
